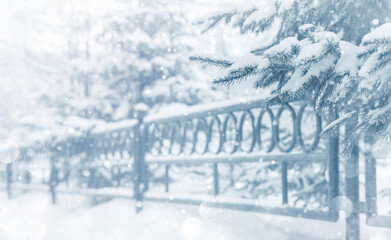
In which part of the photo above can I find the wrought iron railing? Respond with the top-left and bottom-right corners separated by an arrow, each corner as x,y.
0,97 -> 390,238
141,99 -> 336,220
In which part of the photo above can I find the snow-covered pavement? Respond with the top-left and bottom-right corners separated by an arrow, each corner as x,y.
0,192 -> 390,240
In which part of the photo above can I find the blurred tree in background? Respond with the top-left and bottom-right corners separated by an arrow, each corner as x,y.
64,0 -> 220,123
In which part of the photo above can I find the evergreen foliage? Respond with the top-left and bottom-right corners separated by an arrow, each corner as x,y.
195,26 -> 359,111
351,23 -> 391,141
200,0 -> 390,46
194,1 -> 391,144
96,0 -> 215,117
189,56 -> 233,68
51,0 -> 221,133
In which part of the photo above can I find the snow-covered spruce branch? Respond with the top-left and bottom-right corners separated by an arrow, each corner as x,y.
195,20 -> 391,145
198,0 -> 390,45
212,65 -> 258,86
189,56 -> 233,68
201,29 -> 354,110
197,3 -> 278,35
321,111 -> 357,135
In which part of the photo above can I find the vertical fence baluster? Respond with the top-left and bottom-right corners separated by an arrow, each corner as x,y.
327,106 -> 340,216
6,163 -> 12,199
281,161 -> 288,205
364,134 -> 377,222
213,163 -> 219,196
50,160 -> 58,204
165,164 -> 170,193
229,164 -> 234,186
345,112 -> 360,240
133,124 -> 143,212
144,165 -> 149,192
134,108 -> 147,213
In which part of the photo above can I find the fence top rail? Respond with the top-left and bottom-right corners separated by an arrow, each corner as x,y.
145,152 -> 327,165
144,96 -> 269,124
90,119 -> 138,136
1,96 -> 308,159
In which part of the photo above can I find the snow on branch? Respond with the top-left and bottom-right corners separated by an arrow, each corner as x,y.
189,56 -> 233,68
194,0 -> 391,145
212,65 -> 258,86
321,111 -> 357,135
201,27 -> 360,110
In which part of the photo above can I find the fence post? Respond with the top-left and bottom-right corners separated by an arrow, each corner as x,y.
144,164 -> 149,192
345,112 -> 360,240
364,134 -> 377,222
133,106 -> 148,213
50,156 -> 58,205
327,106 -> 340,215
49,162 -> 58,204
6,163 -> 12,199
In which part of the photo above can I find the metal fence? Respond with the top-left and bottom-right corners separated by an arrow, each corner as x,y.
1,97 -> 390,239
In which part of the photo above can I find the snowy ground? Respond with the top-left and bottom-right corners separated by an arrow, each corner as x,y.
0,192 -> 390,240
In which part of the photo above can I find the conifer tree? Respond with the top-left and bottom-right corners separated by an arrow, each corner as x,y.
200,0 -> 390,47
96,0 -> 216,119
193,0 -> 391,144
349,23 -> 391,142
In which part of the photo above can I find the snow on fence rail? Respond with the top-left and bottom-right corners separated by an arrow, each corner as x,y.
0,97 -> 390,238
